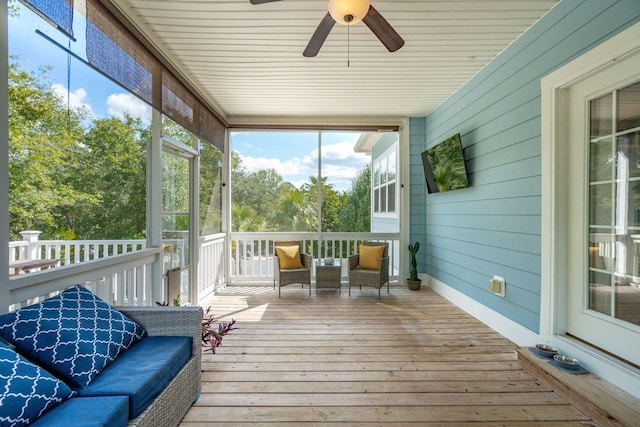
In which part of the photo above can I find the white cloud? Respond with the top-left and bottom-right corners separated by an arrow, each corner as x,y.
323,163 -> 362,180
235,138 -> 370,192
308,141 -> 369,168
240,155 -> 311,179
51,84 -> 94,116
319,142 -> 370,191
106,93 -> 151,120
322,141 -> 369,162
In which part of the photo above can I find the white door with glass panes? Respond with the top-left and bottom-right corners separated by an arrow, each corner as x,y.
162,136 -> 197,306
565,51 -> 640,366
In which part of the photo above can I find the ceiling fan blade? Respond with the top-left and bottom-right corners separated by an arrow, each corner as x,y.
362,5 -> 404,52
249,0 -> 282,4
303,13 -> 335,57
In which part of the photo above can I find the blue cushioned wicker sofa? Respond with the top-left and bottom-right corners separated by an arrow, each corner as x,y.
0,285 -> 202,427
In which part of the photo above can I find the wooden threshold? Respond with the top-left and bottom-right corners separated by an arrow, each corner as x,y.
517,347 -> 640,427
182,285 -> 599,426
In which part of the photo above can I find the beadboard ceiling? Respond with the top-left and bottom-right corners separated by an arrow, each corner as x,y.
111,0 -> 559,126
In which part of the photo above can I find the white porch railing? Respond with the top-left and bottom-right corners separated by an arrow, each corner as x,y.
230,232 -> 401,284
198,233 -> 226,299
6,231 -> 400,312
7,249 -> 161,311
9,231 -> 147,270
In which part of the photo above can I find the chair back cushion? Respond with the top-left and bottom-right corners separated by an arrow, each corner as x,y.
357,244 -> 386,270
0,285 -> 147,388
0,340 -> 76,426
275,245 -> 304,269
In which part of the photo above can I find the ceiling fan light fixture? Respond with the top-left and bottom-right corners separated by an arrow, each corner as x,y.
328,0 -> 370,25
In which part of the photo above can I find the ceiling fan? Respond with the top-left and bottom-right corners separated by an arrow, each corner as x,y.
249,0 -> 404,57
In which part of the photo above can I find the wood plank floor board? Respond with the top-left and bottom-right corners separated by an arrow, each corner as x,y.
181,423 -> 595,427
202,369 -> 538,382
202,344 -> 519,355
182,285 -> 596,426
182,404 -> 590,423
196,391 -> 568,406
207,352 -> 517,363
202,380 -> 552,393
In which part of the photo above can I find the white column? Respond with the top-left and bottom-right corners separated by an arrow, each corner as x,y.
0,0 -> 10,313
19,230 -> 42,260
148,109 -> 164,304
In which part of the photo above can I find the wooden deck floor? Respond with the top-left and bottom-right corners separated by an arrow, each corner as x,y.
181,285 -> 597,426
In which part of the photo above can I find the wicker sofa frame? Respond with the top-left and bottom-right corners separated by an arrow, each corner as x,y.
348,241 -> 390,300
273,240 -> 312,297
117,306 -> 202,427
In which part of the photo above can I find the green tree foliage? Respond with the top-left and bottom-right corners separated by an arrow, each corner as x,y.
199,141 -> 223,235
9,59 -> 148,240
274,188 -> 317,232
338,165 -> 371,232
230,149 -> 371,233
72,115 -> 148,239
8,61 -> 92,240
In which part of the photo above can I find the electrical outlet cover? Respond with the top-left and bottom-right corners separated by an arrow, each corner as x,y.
490,275 -> 505,297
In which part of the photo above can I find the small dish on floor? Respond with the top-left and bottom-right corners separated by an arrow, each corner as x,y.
553,354 -> 580,370
534,343 -> 558,358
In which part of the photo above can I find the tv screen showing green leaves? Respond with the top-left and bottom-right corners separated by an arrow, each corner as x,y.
421,133 -> 469,193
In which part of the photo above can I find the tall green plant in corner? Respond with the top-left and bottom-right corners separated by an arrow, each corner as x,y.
407,242 -> 421,290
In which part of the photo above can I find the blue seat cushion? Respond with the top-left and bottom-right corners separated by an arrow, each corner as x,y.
0,285 -> 146,388
0,340 -> 75,427
76,336 -> 192,419
29,396 -> 129,427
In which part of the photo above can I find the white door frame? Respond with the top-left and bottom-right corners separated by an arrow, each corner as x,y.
541,21 -> 640,397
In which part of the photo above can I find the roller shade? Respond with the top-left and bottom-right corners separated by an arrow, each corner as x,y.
20,0 -> 75,39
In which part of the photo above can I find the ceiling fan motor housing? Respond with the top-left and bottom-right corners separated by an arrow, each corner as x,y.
328,0 -> 370,25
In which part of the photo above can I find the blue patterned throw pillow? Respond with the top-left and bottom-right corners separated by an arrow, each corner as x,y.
0,340 -> 75,426
0,285 -> 146,388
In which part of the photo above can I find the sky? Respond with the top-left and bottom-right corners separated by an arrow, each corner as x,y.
9,3 -> 370,192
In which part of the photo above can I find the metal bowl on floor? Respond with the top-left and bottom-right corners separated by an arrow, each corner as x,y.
534,343 -> 558,358
553,354 -> 580,370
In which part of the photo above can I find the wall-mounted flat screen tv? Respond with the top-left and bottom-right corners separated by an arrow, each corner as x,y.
421,133 -> 469,193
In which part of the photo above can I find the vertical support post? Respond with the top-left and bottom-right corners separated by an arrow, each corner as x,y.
190,134 -> 199,305
0,0 -> 10,313
223,130 -> 231,288
148,109 -> 164,305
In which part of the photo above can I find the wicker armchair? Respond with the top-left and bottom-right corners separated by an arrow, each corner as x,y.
348,241 -> 390,300
273,241 -> 312,297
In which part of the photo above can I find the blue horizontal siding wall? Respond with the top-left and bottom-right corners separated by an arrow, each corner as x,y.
410,0 -> 640,333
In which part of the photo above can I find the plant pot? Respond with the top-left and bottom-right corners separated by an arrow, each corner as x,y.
407,279 -> 421,291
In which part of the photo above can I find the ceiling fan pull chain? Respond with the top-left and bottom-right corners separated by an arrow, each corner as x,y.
347,23 -> 350,67
67,39 -> 71,126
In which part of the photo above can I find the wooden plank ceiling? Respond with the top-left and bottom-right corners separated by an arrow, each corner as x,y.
112,0 -> 559,125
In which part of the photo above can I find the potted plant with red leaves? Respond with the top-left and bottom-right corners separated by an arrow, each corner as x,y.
156,302 -> 236,354
201,307 -> 236,354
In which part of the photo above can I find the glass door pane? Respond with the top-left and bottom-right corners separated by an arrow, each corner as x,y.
163,146 -> 191,305
588,81 -> 640,327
